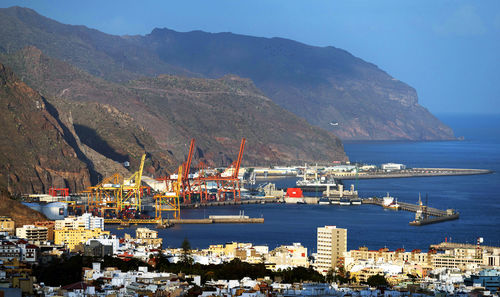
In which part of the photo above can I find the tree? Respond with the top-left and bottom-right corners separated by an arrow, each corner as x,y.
181,237 -> 193,265
366,274 -> 389,287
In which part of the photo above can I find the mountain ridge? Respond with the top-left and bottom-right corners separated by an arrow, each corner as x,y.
0,6 -> 454,141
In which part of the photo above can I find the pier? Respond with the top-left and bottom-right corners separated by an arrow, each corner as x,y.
335,168 -> 492,180
182,198 -> 278,208
362,197 -> 459,225
104,217 -> 264,225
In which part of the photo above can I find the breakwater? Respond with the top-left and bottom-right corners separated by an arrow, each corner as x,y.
335,168 -> 492,180
362,197 -> 459,225
104,217 -> 264,225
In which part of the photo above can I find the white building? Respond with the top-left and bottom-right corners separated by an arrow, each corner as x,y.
55,213 -> 104,230
268,243 -> 309,270
316,226 -> 347,275
16,225 -> 48,242
86,234 -> 120,254
381,163 -> 406,171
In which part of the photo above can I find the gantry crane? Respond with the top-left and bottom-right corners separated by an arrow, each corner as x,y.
86,173 -> 122,217
85,154 -> 146,218
154,165 -> 182,220
181,139 -> 195,204
201,138 -> 246,202
121,153 -> 146,212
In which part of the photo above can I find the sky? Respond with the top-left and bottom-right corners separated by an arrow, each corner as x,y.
1,0 -> 499,115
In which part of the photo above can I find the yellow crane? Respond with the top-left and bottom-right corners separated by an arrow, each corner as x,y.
154,165 -> 182,221
86,173 -> 122,217
120,154 -> 146,212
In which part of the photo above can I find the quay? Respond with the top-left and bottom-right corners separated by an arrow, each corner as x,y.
104,217 -> 264,225
362,197 -> 459,225
336,168 -> 492,180
182,198 -> 278,209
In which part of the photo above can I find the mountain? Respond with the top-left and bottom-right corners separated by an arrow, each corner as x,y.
0,47 -> 347,179
139,29 -> 455,140
0,62 -> 91,194
0,6 -> 454,141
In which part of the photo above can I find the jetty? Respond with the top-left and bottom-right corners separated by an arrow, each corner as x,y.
362,197 -> 459,226
182,198 -> 278,208
104,216 -> 264,226
336,168 -> 492,180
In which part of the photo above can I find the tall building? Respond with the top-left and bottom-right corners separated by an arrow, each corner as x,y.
316,225 -> 347,275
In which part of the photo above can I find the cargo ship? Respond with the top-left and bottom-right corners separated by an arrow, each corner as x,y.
382,193 -> 400,210
296,175 -> 340,192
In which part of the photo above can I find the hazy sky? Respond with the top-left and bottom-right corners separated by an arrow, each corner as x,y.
2,0 -> 499,114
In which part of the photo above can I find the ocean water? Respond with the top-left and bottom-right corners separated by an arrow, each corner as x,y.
108,114 -> 500,253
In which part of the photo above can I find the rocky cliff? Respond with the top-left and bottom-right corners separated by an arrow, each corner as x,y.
0,62 -> 91,194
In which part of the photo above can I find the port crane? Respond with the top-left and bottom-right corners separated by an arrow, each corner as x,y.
199,138 -> 246,202
154,165 -> 182,220
85,154 -> 147,218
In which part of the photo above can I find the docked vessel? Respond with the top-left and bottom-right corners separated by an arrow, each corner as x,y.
382,193 -> 399,210
296,174 -> 339,192
296,163 -> 339,192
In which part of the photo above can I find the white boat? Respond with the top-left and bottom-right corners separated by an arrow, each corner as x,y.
382,192 -> 395,207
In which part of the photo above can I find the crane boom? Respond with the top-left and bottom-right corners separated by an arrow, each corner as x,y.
233,138 -> 246,179
183,139 -> 195,181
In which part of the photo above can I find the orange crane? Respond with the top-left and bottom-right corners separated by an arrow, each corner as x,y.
201,138 -> 246,202
181,139 -> 196,204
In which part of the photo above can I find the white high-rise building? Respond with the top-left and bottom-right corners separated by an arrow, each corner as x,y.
55,213 -> 104,230
316,225 -> 347,275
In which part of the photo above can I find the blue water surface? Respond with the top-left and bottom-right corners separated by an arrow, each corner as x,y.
109,114 -> 500,253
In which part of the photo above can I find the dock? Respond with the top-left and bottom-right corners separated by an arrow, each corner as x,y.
182,198 -> 279,208
362,197 -> 459,225
104,217 -> 264,225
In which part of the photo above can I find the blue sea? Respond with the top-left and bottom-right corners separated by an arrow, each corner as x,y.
109,114 -> 500,253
